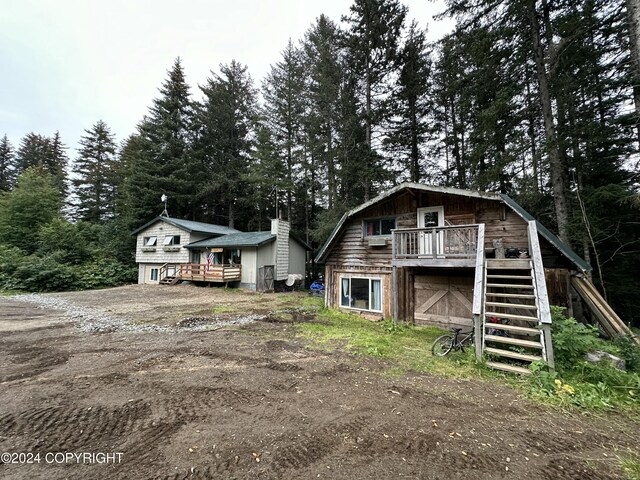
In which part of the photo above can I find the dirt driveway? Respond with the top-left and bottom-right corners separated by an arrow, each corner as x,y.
0,285 -> 637,479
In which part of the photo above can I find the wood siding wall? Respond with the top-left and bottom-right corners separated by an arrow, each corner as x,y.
323,190 -> 575,323
135,223 -> 193,264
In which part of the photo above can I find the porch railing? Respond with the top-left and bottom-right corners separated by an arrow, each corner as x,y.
177,263 -> 242,282
392,224 -> 480,260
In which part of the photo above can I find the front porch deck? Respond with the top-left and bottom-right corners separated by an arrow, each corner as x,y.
160,263 -> 241,284
392,224 -> 480,267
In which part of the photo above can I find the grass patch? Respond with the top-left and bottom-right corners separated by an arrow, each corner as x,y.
211,305 -> 239,314
619,452 -> 640,480
297,307 -> 486,379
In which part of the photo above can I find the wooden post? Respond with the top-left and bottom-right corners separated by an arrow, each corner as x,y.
474,314 -> 482,360
392,266 -> 398,327
431,227 -> 437,258
542,324 -> 555,371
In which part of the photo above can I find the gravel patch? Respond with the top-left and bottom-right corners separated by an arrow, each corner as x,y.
9,294 -> 263,333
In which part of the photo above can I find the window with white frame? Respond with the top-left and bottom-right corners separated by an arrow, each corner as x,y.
150,268 -> 159,281
340,277 -> 382,312
163,235 -> 181,246
144,236 -> 157,246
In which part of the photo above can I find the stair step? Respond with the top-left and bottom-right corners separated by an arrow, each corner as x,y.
485,311 -> 539,322
485,301 -> 537,310
484,323 -> 540,335
486,283 -> 534,289
485,292 -> 536,299
485,361 -> 532,375
484,347 -> 543,362
484,334 -> 542,348
485,259 -> 531,269
486,275 -> 532,280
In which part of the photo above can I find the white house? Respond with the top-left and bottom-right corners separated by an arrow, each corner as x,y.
133,216 -> 308,290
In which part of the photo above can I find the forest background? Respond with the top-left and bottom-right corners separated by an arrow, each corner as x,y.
1,0 -> 639,327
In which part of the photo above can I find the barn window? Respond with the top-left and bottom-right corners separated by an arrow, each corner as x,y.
163,235 -> 181,245
340,277 -> 382,312
364,218 -> 396,237
144,236 -> 157,246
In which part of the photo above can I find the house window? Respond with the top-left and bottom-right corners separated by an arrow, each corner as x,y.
340,277 -> 382,312
224,249 -> 241,265
163,235 -> 181,246
364,218 -> 396,237
144,236 -> 157,246
150,268 -> 158,281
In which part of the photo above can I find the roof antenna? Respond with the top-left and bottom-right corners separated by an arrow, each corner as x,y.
161,194 -> 169,217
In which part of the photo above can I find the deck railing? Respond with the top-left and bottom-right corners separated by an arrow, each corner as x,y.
392,224 -> 480,260
177,263 -> 242,282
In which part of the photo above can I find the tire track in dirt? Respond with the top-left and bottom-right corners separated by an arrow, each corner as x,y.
1,347 -> 70,383
541,457 -> 619,480
268,415 -> 368,474
0,401 -> 151,452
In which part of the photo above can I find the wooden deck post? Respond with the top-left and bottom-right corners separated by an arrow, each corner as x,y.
392,266 -> 398,327
473,314 -> 482,360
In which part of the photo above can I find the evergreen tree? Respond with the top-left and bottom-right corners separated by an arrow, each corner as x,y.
15,132 -> 68,197
384,21 -> 432,183
125,58 -> 196,225
195,60 -> 258,228
262,39 -> 308,222
47,131 -> 69,196
0,135 -> 16,191
72,120 -> 119,223
15,133 -> 51,173
343,0 -> 407,199
303,15 -> 344,211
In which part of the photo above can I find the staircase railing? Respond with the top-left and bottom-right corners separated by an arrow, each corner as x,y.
472,223 -> 485,359
527,220 -> 555,370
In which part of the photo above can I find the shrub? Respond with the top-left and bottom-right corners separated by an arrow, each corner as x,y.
550,306 -> 601,367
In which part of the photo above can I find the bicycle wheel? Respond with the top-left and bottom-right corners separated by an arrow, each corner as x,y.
431,335 -> 454,356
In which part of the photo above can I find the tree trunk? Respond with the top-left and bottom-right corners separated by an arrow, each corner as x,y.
626,0 -> 640,144
528,0 -> 570,243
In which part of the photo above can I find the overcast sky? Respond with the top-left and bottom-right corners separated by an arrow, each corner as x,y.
1,0 -> 453,156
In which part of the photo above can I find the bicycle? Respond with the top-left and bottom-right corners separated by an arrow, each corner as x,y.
431,327 -> 474,356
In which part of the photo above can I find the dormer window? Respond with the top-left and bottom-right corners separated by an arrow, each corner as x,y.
364,218 -> 396,237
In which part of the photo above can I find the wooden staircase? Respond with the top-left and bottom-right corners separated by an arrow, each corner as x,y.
482,259 -> 544,374
477,221 -> 555,374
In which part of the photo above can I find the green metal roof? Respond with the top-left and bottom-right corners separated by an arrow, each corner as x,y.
186,232 -> 276,249
132,216 -> 241,236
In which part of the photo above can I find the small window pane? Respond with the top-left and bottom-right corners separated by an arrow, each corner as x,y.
370,279 -> 381,311
350,278 -> 370,309
341,278 -> 350,307
173,235 -> 180,245
381,219 -> 395,235
163,236 -> 173,245
145,236 -> 157,246
150,268 -> 158,281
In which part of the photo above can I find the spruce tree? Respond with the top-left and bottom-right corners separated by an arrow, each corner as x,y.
384,21 -> 432,183
195,60 -> 258,228
343,0 -> 407,199
0,135 -> 16,191
262,39 -> 308,222
303,15 -> 344,211
125,58 -> 196,224
72,120 -> 119,223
